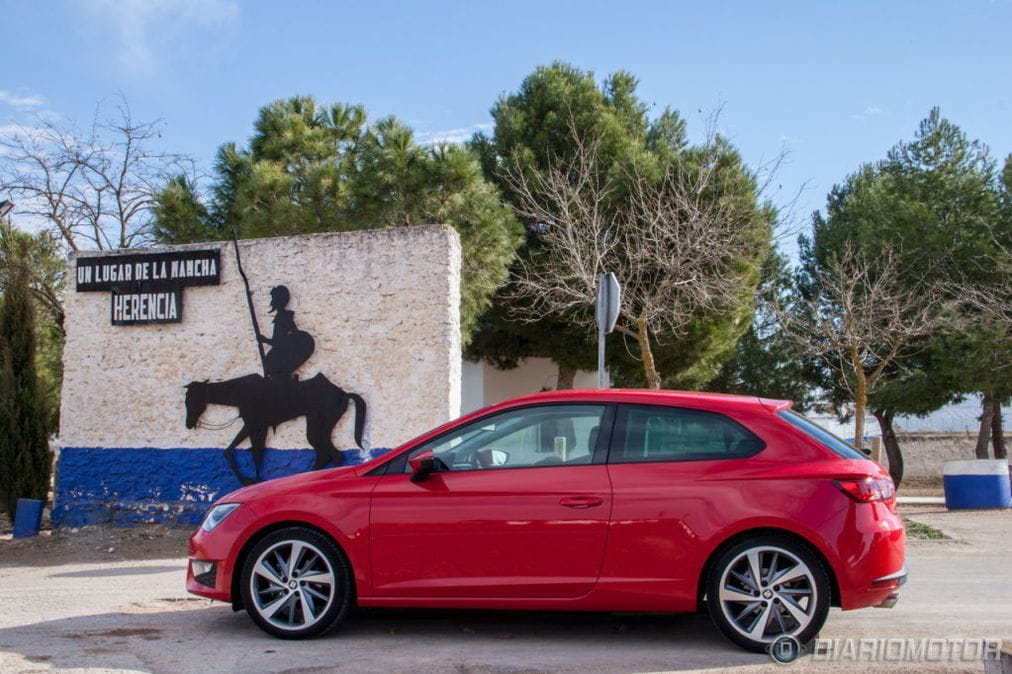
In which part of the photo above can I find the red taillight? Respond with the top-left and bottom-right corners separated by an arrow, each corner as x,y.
835,477 -> 896,503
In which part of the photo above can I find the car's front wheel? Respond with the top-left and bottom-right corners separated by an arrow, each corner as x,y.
240,527 -> 351,639
705,535 -> 830,652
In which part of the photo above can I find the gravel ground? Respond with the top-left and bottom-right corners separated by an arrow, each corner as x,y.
0,505 -> 1008,673
0,517 -> 190,567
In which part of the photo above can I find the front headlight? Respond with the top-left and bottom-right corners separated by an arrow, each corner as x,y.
201,503 -> 240,532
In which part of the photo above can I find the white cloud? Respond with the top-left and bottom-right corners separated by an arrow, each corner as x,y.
415,123 -> 492,146
80,0 -> 239,73
851,106 -> 887,121
0,122 -> 49,147
0,90 -> 46,109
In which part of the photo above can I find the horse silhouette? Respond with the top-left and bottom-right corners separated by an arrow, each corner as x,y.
184,373 -> 367,485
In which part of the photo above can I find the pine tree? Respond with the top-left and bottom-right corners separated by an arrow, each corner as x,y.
805,108 -> 1011,481
151,97 -> 523,343
469,63 -> 773,388
0,236 -> 51,518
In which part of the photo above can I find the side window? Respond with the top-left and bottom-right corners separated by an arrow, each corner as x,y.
403,404 -> 607,472
612,405 -> 764,463
777,410 -> 866,459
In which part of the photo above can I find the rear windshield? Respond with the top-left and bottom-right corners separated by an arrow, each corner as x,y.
778,410 -> 867,460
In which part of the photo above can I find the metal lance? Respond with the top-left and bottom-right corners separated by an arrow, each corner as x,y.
232,230 -> 268,376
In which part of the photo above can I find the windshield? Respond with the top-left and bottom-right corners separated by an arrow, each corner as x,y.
778,410 -> 867,460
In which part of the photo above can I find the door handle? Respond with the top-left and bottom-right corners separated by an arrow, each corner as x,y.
559,496 -> 604,508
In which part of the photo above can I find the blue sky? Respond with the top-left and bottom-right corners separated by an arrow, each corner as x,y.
4,0 -> 1011,249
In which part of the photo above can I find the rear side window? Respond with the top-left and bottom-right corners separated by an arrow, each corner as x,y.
778,410 -> 866,460
611,405 -> 765,463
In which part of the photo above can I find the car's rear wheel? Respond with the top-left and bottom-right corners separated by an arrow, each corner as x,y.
240,527 -> 351,639
705,535 -> 830,652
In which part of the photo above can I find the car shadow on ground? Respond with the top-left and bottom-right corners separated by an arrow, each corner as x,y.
48,565 -> 184,578
0,603 -> 770,672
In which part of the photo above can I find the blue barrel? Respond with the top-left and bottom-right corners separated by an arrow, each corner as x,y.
12,498 -> 45,538
943,460 -> 1011,509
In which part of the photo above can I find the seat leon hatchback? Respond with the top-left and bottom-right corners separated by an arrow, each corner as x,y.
187,390 -> 906,652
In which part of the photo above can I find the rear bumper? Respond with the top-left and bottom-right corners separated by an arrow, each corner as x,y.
835,501 -> 907,610
870,564 -> 907,609
871,564 -> 908,586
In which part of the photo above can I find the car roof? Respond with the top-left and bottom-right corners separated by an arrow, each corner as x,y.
485,389 -> 792,414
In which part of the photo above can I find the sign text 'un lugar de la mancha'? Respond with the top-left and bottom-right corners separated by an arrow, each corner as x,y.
75,249 -> 221,325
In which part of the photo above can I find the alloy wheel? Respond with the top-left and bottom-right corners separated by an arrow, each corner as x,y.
248,539 -> 336,632
716,545 -> 818,644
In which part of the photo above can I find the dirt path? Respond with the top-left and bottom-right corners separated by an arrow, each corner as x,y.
0,518 -> 191,567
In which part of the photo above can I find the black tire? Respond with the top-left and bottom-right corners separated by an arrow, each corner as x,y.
240,527 -> 352,639
705,534 -> 830,653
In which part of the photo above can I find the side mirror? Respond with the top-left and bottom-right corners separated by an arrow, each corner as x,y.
409,449 -> 438,483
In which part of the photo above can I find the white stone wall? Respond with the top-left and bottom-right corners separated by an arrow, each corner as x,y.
891,433 -> 1011,480
60,226 -> 461,450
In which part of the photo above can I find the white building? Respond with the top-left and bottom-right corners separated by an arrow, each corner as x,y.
460,357 -> 602,415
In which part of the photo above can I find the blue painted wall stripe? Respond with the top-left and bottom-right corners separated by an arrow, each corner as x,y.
54,446 -> 390,528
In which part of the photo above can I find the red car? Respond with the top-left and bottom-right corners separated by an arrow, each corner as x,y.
187,390 -> 906,652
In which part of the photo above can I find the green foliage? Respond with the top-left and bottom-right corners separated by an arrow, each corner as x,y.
806,107 -> 1010,418
151,176 -> 216,244
33,317 -> 63,435
0,236 -> 52,516
812,108 -> 1001,292
903,519 -> 948,540
0,224 -> 64,435
469,62 -> 771,388
709,250 -> 820,410
153,96 -> 522,342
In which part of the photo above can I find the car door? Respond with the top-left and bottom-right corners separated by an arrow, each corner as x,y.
369,403 -> 614,599
599,403 -> 768,610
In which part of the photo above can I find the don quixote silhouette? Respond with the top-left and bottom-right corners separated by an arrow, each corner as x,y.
184,236 -> 367,485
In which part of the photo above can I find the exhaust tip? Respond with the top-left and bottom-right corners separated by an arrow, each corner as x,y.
874,592 -> 901,609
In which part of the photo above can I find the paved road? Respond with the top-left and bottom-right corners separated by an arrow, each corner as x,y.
0,507 -> 1008,673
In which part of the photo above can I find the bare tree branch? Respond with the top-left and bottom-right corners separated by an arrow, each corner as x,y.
949,240 -> 1012,331
0,97 -> 194,251
500,114 -> 771,388
0,218 -> 65,334
775,244 -> 956,446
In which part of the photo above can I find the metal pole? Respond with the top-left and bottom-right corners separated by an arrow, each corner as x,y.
597,319 -> 606,389
232,230 -> 268,376
597,273 -> 606,389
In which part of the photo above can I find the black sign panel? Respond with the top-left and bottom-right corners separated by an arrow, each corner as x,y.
75,249 -> 220,326
76,249 -> 220,291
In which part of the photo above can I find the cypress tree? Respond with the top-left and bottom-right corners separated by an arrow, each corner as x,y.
0,247 -> 51,518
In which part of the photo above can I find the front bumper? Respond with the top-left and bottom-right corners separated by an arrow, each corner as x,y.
187,551 -> 232,602
186,504 -> 257,602
190,559 -> 218,588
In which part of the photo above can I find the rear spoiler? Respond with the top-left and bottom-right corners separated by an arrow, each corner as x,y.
759,397 -> 793,412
